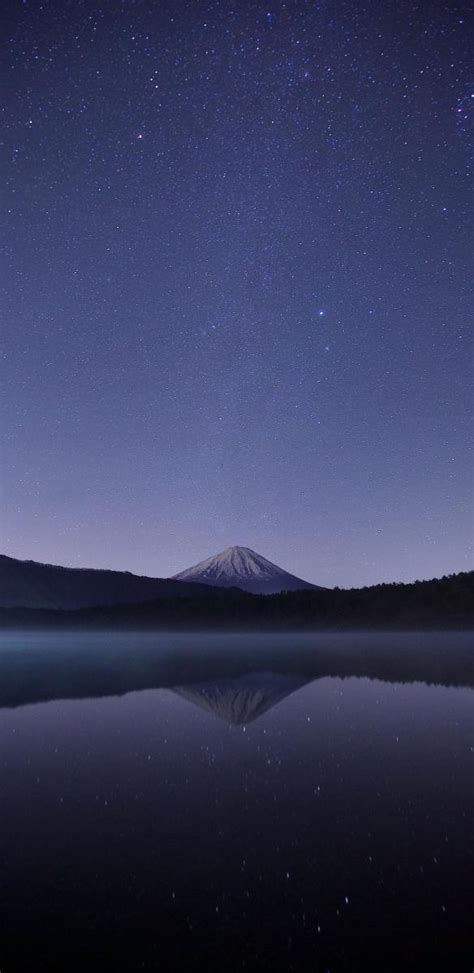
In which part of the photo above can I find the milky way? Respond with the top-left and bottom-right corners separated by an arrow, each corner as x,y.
1,0 -> 472,586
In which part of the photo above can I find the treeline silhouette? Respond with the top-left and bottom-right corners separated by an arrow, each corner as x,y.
1,571 -> 472,630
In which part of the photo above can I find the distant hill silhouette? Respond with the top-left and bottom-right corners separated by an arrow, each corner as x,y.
0,554 -> 220,610
1,570 -> 472,630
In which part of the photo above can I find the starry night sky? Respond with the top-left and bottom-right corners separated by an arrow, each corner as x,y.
1,0 -> 472,587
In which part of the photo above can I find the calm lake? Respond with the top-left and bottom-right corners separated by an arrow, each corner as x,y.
0,631 -> 472,971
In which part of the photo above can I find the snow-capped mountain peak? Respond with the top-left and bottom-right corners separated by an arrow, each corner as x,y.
172,545 -> 321,594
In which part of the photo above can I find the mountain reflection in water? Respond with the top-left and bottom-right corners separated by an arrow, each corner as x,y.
172,672 -> 308,724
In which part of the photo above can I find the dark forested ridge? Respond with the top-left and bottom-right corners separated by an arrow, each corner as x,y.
1,571 -> 472,630
0,554 -> 217,610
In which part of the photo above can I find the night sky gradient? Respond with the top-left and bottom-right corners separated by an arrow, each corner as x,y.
1,0 -> 472,587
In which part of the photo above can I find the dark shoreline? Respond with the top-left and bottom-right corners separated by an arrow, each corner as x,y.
1,571 -> 472,631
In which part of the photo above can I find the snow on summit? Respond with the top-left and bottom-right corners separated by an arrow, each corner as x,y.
172,546 -> 320,595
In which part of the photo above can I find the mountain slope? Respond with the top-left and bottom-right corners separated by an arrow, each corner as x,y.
172,545 -> 321,594
0,554 -> 217,610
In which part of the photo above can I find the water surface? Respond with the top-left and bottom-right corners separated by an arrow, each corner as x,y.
1,632 -> 472,971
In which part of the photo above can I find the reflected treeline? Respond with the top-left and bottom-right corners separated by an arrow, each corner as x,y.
0,632 -> 472,711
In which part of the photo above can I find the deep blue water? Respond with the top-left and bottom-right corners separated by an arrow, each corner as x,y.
0,632 -> 472,971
